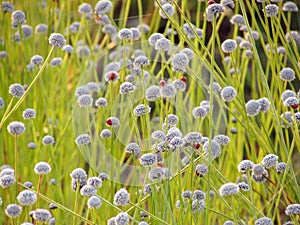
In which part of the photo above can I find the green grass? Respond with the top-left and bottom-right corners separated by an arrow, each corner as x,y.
0,0 -> 299,224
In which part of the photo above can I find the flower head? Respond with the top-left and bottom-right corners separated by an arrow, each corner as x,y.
48,33 -> 66,48
219,183 -> 239,196
34,162 -> 51,174
75,134 -> 91,145
221,39 -> 237,53
7,121 -> 25,135
88,196 -> 102,208
17,190 -> 37,206
255,217 -> 273,225
140,153 -> 157,166
114,188 -> 130,206
263,4 -> 279,17
221,86 -> 236,102
42,135 -> 55,145
9,83 -> 25,98
5,204 -> 22,218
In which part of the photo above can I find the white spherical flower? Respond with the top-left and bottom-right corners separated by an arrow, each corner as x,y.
17,190 -> 37,206
263,4 -> 279,17
34,162 -> 51,175
87,196 -> 102,209
221,86 -> 237,102
221,39 -> 237,53
219,183 -> 239,196
48,33 -> 66,48
114,188 -> 130,206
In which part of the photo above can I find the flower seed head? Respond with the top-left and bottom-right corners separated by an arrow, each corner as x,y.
42,135 -> 55,145
48,33 -> 66,48
17,190 -> 37,206
223,221 -> 234,225
237,182 -> 249,191
34,162 -> 51,174
134,104 -> 151,116
221,39 -> 237,53
0,174 -> 16,188
32,209 -> 52,221
70,168 -> 87,180
195,164 -> 208,176
221,86 -> 236,102
255,217 -> 273,225
230,14 -> 245,26
184,132 -> 202,145
51,53 -> 66,66
22,108 -> 36,120
35,23 -> 48,34
159,3 -> 175,19
263,4 -> 279,17
78,3 -> 92,14
75,134 -> 90,145
95,97 -> 108,107
282,2 -> 298,12
133,55 -> 149,67
114,188 -> 130,206
193,190 -> 206,200
19,25 -> 32,38
125,142 -> 140,158
280,67 -> 295,81
238,160 -> 254,172
257,97 -> 270,113
78,94 -> 93,107
284,97 -> 299,107
146,85 -> 160,101
245,100 -> 261,116
219,183 -> 239,196
149,167 -> 164,180
192,200 -> 205,213
118,28 -> 133,40
203,140 -> 221,159
7,121 -> 25,135
213,135 -> 230,145
206,3 -> 225,15
151,130 -> 165,141
155,37 -> 172,51
62,44 -> 73,53
160,83 -> 176,98
276,162 -> 286,173
5,204 -> 22,218
9,83 -> 25,98
172,53 -> 189,72
181,190 -> 192,199
192,106 -> 208,118
148,33 -> 164,46
173,79 -> 186,91
88,196 -> 102,208
285,204 -> 300,216
140,153 -> 157,166
281,90 -> 296,102
80,185 -> 97,197
2,1 -> 14,12
115,212 -> 129,225
100,129 -> 112,138
95,0 -> 112,15
12,10 -> 25,22
261,154 -> 278,169
30,55 -> 44,65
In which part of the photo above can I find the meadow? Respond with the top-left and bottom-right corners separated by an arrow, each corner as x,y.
0,0 -> 300,224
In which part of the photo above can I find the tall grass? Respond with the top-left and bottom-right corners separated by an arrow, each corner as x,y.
0,0 -> 299,224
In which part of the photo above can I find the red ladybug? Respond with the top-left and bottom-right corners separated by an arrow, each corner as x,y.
106,119 -> 112,126
180,76 -> 187,82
